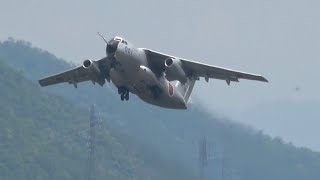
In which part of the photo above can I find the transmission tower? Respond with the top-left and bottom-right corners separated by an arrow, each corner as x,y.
85,105 -> 99,180
221,153 -> 225,180
220,151 -> 234,180
198,136 -> 209,180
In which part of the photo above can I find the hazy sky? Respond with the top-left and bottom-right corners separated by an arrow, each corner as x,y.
1,0 -> 319,150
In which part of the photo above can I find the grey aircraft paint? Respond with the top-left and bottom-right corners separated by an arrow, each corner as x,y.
39,36 -> 267,109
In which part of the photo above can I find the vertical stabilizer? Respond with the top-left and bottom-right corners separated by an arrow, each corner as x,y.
175,78 -> 196,103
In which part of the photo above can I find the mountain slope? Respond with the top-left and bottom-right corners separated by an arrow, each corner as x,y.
0,57 -> 194,180
1,38 -> 320,180
238,100 -> 320,151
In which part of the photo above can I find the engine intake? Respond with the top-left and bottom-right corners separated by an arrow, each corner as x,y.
164,58 -> 187,83
83,59 -> 100,74
83,59 -> 92,68
82,59 -> 106,86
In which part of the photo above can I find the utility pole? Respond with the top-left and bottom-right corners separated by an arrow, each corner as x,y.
198,136 -> 209,180
220,150 -> 234,180
85,105 -> 98,180
221,153 -> 225,180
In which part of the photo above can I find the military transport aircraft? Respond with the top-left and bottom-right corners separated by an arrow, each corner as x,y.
39,34 -> 268,109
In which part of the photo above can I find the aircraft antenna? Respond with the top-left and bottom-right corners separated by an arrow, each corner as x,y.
97,32 -> 108,44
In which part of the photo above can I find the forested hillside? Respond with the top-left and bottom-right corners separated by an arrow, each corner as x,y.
1,38 -> 320,180
0,57 -> 193,179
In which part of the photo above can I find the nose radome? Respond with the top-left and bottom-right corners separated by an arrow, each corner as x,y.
106,41 -> 118,55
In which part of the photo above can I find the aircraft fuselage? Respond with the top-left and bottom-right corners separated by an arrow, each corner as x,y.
109,37 -> 187,109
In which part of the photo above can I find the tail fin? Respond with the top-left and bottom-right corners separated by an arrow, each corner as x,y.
175,78 -> 196,103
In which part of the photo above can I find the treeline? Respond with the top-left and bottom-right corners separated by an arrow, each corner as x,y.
1,38 -> 320,180
0,54 -> 193,179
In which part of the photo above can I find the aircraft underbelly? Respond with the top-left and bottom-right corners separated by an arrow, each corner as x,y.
133,81 -> 187,110
110,68 -> 186,109
110,51 -> 187,109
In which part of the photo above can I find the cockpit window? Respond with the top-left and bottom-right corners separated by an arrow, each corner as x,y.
114,37 -> 122,41
121,40 -> 128,45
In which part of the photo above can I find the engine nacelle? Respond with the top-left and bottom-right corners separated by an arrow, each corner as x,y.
164,57 -> 187,84
82,59 -> 106,86
83,59 -> 101,75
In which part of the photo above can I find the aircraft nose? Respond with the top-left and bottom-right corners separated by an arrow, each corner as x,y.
106,40 -> 119,55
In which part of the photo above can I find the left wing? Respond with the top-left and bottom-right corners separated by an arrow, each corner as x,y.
39,57 -> 111,88
143,49 -> 268,84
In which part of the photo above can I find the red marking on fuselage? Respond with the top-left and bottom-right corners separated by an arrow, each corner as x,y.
168,82 -> 174,96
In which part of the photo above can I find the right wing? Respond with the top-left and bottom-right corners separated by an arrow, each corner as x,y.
143,48 -> 268,84
39,57 -> 111,87
180,59 -> 268,83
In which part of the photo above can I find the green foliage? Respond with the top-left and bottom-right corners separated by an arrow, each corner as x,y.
0,59 -> 193,180
1,38 -> 320,180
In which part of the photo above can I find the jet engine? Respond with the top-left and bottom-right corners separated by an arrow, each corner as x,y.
83,59 -> 101,75
82,59 -> 105,86
164,57 -> 187,83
